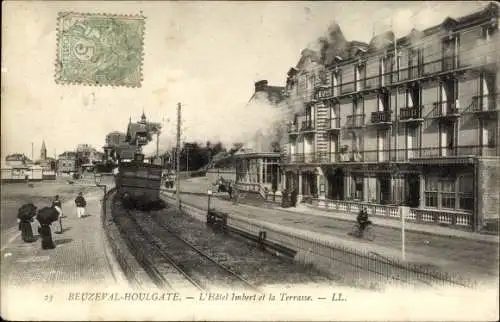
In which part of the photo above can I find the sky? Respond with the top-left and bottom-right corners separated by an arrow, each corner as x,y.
1,1 -> 491,159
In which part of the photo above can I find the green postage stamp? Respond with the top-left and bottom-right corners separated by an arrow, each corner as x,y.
55,12 -> 145,87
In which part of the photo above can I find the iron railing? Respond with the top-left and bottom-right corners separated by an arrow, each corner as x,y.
371,111 -> 392,123
281,145 -> 498,164
430,101 -> 460,118
400,105 -> 423,119
313,56 -> 482,101
470,93 -> 498,112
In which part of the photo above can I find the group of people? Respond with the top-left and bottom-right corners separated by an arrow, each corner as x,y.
34,192 -> 88,235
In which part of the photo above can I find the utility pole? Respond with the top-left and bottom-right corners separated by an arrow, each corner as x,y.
186,145 -> 189,172
176,102 -> 182,209
156,132 -> 160,158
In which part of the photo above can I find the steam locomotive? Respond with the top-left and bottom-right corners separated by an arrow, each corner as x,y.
115,153 -> 166,210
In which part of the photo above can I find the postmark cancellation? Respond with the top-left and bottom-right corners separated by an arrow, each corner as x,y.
55,12 -> 145,87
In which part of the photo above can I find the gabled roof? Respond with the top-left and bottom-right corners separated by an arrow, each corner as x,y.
126,122 -> 148,143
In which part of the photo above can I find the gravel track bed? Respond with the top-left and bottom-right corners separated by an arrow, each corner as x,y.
131,209 -> 256,291
111,198 -> 198,291
147,205 -> 338,288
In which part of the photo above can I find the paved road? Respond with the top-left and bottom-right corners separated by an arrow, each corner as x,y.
0,181 -> 102,249
174,177 -> 498,280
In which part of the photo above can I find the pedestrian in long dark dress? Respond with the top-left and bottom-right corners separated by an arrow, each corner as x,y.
52,195 -> 63,234
36,207 -> 58,250
17,203 -> 37,243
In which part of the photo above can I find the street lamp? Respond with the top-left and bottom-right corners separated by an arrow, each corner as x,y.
94,172 -> 108,214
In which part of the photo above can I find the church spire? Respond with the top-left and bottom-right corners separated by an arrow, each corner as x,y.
140,109 -> 147,123
40,140 -> 47,160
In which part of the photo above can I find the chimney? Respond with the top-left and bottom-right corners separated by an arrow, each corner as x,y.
254,80 -> 268,93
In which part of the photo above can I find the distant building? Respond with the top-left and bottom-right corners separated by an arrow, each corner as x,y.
125,112 -> 150,147
106,131 -> 127,146
5,154 -> 30,167
58,151 -> 77,174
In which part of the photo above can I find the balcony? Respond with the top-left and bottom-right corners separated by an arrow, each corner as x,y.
423,59 -> 443,75
407,145 -> 498,160
370,111 -> 392,124
283,145 -> 498,166
429,101 -> 460,119
442,55 -> 456,71
364,75 -> 379,90
327,118 -> 341,132
345,114 -> 365,128
341,81 -> 356,95
300,121 -> 315,133
470,93 -> 498,114
399,105 -> 424,122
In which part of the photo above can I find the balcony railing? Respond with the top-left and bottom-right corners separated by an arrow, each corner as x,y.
313,57 -> 491,102
341,81 -> 356,94
364,75 -> 379,89
470,93 -> 498,112
282,145 -> 498,165
430,101 -> 460,118
370,111 -> 392,123
400,105 -> 423,120
300,121 -> 315,132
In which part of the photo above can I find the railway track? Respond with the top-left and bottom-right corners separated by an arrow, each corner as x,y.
111,196 -> 261,293
161,192 -> 477,289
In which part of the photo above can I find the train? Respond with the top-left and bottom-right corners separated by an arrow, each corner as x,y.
114,153 -> 166,210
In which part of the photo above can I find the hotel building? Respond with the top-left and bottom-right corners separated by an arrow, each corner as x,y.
281,3 -> 499,230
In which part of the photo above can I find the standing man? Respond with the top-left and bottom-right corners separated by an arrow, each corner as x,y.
75,192 -> 87,219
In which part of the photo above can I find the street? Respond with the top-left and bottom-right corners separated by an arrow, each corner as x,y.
0,181 -> 98,249
174,177 -> 499,280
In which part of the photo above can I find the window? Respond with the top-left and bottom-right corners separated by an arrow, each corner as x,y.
424,177 -> 439,207
458,175 -> 473,210
355,63 -> 365,91
482,119 -> 497,148
440,179 -> 456,209
406,125 -> 419,158
332,72 -> 339,96
330,103 -> 339,128
351,175 -> 364,200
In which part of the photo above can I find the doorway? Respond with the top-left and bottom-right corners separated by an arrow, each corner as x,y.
406,174 -> 420,207
379,177 -> 391,205
327,168 -> 344,200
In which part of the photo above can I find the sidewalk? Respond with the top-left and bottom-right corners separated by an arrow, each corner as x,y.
0,190 -> 126,291
283,204 -> 500,244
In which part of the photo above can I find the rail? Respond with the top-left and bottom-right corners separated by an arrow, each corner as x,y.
281,145 -> 499,164
164,194 -> 476,289
310,199 -> 473,229
314,56 -> 488,101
